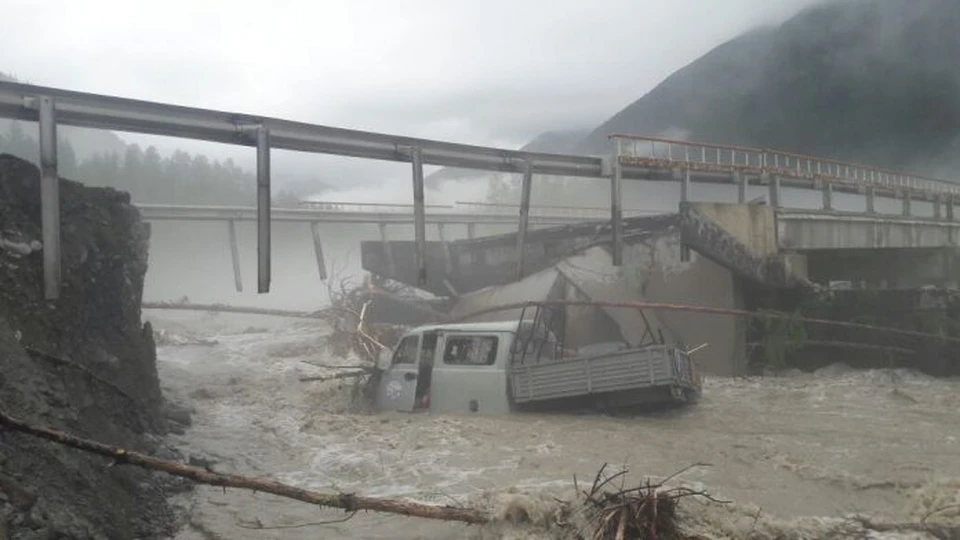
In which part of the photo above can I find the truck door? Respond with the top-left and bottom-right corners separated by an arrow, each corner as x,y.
375,333 -> 421,412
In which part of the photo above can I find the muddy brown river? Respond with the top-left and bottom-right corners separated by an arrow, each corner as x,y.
147,311 -> 960,539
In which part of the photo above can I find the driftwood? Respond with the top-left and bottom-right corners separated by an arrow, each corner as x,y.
0,408 -> 487,524
298,370 -> 371,383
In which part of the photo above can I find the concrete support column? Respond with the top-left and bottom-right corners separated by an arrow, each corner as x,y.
681,167 -> 691,203
948,196 -> 955,221
735,171 -> 746,204
467,222 -> 476,239
903,190 -> 912,217
438,223 -> 453,274
822,181 -> 833,211
934,196 -> 943,220
768,174 -> 781,208
866,186 -> 876,214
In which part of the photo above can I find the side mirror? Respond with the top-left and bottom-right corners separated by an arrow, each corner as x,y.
376,348 -> 393,370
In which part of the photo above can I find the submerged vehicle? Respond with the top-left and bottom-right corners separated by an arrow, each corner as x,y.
374,303 -> 702,414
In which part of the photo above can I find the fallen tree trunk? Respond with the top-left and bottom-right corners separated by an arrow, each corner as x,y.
0,408 -> 487,524
142,302 -> 322,320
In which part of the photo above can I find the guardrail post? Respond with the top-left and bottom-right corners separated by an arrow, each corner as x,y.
515,160 -> 534,279
903,190 -> 912,217
611,140 -> 624,266
822,181 -> 833,211
866,186 -> 876,214
309,222 -> 328,281
735,171 -> 746,204
681,167 -> 690,203
227,220 -> 242,292
38,96 -> 61,300
409,147 -> 427,285
255,126 -> 271,293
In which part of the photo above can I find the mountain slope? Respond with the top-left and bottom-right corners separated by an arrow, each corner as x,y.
576,0 -> 960,179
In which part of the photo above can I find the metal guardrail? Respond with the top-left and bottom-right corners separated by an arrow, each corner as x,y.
612,134 -> 960,196
453,201 -> 661,218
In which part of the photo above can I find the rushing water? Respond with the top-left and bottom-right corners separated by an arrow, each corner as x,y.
149,310 -> 960,539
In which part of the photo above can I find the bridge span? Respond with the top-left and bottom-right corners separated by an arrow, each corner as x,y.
2,80 -> 959,298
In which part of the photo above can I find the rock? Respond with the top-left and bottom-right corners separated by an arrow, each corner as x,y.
0,155 -> 176,539
162,402 -> 193,427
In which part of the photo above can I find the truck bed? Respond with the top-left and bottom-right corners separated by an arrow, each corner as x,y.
508,345 -> 699,409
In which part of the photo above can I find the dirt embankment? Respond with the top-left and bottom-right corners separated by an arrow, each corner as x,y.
0,154 -> 187,539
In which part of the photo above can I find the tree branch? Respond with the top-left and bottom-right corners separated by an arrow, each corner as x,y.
0,408 -> 488,525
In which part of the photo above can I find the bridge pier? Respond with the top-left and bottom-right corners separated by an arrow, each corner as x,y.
903,190 -> 912,217
467,223 -> 476,239
227,220 -> 242,291
438,223 -> 453,274
934,196 -> 943,220
378,223 -> 396,277
610,144 -> 624,266
309,222 -> 328,281
681,167 -> 691,203
866,186 -> 876,214
768,173 -> 781,208
822,181 -> 833,211
735,171 -> 746,204
948,197 -> 955,221
515,160 -> 534,279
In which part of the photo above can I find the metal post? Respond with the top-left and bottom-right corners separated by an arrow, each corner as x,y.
822,181 -> 833,211
378,222 -> 396,277
227,220 -> 242,292
255,126 -> 271,293
309,222 -> 328,281
410,147 -> 427,285
611,142 -> 624,266
515,160 -> 534,279
866,186 -> 875,214
39,96 -> 60,300
735,171 -> 746,204
903,190 -> 912,217
681,168 -> 690,203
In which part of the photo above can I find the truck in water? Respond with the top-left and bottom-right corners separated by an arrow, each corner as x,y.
373,303 -> 702,414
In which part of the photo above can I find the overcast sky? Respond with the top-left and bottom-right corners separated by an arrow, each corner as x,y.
1,0 -> 821,193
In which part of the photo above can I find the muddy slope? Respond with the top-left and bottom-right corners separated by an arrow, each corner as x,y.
0,154 -> 184,539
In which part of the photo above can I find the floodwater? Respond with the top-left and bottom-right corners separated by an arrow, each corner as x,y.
149,310 -> 960,539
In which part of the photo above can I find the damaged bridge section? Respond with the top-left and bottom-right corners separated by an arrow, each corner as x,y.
360,204 -> 809,376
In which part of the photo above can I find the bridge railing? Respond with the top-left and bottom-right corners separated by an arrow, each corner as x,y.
298,200 -> 453,213
612,134 -> 960,197
452,201 -> 661,218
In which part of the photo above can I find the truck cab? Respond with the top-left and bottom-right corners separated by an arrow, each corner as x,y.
374,321 -> 520,414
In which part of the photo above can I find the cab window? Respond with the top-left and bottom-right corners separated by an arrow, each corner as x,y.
392,335 -> 419,365
442,335 -> 498,366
